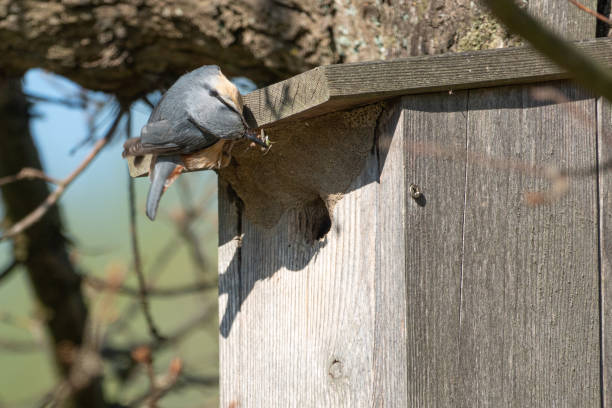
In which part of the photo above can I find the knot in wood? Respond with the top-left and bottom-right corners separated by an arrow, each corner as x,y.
329,359 -> 343,379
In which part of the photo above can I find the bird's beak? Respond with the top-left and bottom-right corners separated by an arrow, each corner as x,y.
245,131 -> 269,148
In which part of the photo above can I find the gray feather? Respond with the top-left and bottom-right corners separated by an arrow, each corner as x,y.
123,65 -> 247,158
126,65 -> 253,221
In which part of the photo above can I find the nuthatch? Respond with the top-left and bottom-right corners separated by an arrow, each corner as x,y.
122,65 -> 267,220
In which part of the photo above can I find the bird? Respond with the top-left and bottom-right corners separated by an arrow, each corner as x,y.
122,65 -> 268,221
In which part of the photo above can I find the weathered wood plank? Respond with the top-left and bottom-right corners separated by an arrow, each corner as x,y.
242,67 -> 328,127
528,0 -> 596,40
372,101 -> 408,406
244,37 -> 612,127
217,3 -> 605,407
217,179 -> 243,408
400,91 -> 468,406
598,97 -> 612,408
218,150 -> 381,406
218,99 -> 430,406
459,82 -> 600,406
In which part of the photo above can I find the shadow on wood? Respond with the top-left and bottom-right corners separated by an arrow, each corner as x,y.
217,79 -> 597,338
216,100 -> 405,338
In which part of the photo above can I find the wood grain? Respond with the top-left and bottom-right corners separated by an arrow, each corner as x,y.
401,91 -> 469,406
372,101 -> 408,407
528,0 -> 596,40
218,153 -> 379,407
598,97 -> 612,408
217,101 -> 418,406
216,2 -> 606,406
244,37 -> 612,127
217,179 -> 243,407
459,82 -> 600,406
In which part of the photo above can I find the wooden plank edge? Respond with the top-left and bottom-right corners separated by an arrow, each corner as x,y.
247,37 -> 612,127
128,154 -> 151,178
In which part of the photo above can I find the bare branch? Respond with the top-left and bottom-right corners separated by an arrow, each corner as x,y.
125,371 -> 218,407
0,258 -> 19,283
38,267 -> 127,408
128,352 -> 182,408
567,0 -> 612,25
69,98 -> 117,155
105,236 -> 183,337
24,92 -> 87,109
103,300 -> 216,358
0,338 -> 41,352
126,111 -> 164,342
141,95 -> 155,109
146,357 -> 182,408
172,179 -> 217,275
179,372 -> 219,387
482,0 -> 612,102
0,167 -> 61,187
83,274 -> 216,297
0,110 -> 124,241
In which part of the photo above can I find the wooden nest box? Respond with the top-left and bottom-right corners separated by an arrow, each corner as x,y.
128,2 -> 612,405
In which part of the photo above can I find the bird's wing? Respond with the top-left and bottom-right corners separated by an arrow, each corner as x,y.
136,119 -> 217,155
140,120 -> 176,147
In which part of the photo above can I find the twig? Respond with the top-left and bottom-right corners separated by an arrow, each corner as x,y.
105,237 -> 183,338
70,98 -> 117,154
83,274 -> 216,297
482,0 -> 612,103
0,338 -> 41,352
24,92 -> 87,109
103,300 -> 216,358
567,0 -> 612,25
407,141 -> 571,205
0,259 -> 19,283
173,180 -> 217,275
146,358 -> 182,407
530,86 -> 593,126
40,267 -> 124,408
102,303 -> 215,401
0,110 -> 124,242
0,311 -> 44,340
152,301 -> 216,349
126,111 -> 164,342
0,168 -> 61,187
141,95 -> 155,109
178,372 -> 218,387
127,370 -> 216,407
129,351 -> 182,408
118,306 -> 216,406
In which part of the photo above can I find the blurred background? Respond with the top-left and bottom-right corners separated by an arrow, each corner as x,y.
0,69 -> 255,407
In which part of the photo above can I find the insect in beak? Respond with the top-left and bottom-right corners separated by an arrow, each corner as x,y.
245,130 -> 270,148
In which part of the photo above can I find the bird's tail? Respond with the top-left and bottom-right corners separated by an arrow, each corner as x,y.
146,156 -> 183,220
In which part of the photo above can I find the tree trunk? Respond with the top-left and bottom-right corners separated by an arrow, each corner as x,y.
0,78 -> 106,408
0,0 -> 516,99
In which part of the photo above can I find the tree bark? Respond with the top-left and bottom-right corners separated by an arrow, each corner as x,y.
0,78 -> 106,408
0,1 -> 516,99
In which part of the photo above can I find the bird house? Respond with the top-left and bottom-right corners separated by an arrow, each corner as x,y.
128,1 -> 611,405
